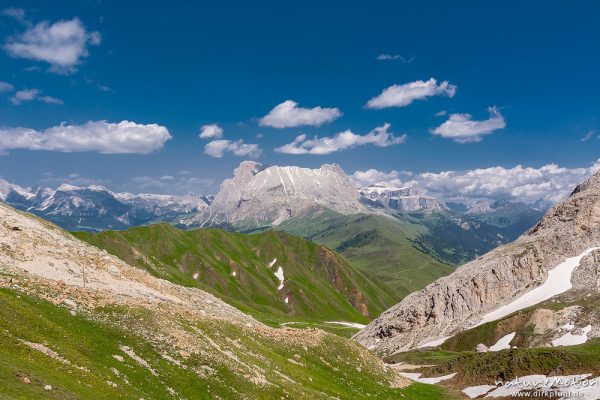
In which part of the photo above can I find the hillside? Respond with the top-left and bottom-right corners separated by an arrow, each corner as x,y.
277,211 -> 454,299
74,223 -> 396,324
355,169 -> 600,355
0,202 -> 453,399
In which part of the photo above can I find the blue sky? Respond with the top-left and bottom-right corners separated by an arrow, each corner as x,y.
0,1 -> 599,198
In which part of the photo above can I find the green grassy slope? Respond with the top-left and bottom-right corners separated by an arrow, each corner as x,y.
384,294 -> 600,388
74,224 -> 396,324
0,287 -> 454,400
277,211 -> 454,299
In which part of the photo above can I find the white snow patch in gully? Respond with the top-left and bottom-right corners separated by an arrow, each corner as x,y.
477,247 -> 600,326
324,321 -> 366,329
561,322 -> 575,331
489,332 -> 516,352
399,372 -> 456,384
192,273 -> 198,279
269,258 -> 277,267
232,271 -> 237,277
284,296 -> 289,304
552,325 -> 591,347
274,266 -> 284,290
462,385 -> 496,398
418,336 -> 450,349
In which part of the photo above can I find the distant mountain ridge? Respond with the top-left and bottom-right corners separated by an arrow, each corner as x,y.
0,179 -> 211,231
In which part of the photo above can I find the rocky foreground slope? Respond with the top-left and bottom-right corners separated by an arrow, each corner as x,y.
0,202 -> 446,399
354,170 -> 600,355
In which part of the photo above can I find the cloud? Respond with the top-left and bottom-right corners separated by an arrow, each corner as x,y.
9,88 -> 63,105
204,139 -> 261,158
4,17 -> 101,74
40,172 -> 109,187
10,88 -> 39,105
2,7 -> 28,25
431,106 -> 506,143
275,123 -> 406,155
199,124 -> 224,139
0,120 -> 171,154
39,95 -> 63,105
351,159 -> 600,206
259,100 -> 342,128
435,110 -> 447,117
376,54 -> 414,63
580,130 -> 596,142
366,78 -> 456,109
351,169 -> 411,188
0,81 -> 14,92
130,175 -> 215,194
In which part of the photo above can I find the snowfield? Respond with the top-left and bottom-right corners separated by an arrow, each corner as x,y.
552,325 -> 591,347
417,336 -> 450,349
324,321 -> 366,329
398,372 -> 456,384
489,332 -> 516,351
274,266 -> 285,290
477,247 -> 600,326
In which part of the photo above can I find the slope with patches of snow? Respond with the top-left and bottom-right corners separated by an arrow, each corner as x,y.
477,248 -> 600,326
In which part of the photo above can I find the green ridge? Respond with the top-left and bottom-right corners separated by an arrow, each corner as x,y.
277,211 -> 454,299
74,223 -> 396,325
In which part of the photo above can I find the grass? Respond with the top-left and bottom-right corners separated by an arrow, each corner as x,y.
73,224 -> 397,325
277,211 -> 454,299
0,287 -> 455,399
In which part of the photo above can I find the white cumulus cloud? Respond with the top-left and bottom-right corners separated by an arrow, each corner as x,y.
275,123 -> 406,155
431,106 -> 506,143
0,81 -> 14,92
4,17 -> 101,73
351,160 -> 600,206
259,100 -> 342,128
199,124 -> 224,139
10,88 -> 40,105
366,78 -> 456,109
10,88 -> 63,105
204,139 -> 261,158
0,120 -> 171,154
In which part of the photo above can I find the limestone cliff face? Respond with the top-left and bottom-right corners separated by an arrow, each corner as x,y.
189,161 -> 365,227
354,170 -> 600,355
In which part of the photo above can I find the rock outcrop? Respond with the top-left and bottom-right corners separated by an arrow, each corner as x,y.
354,170 -> 600,355
359,184 -> 449,213
188,161 -> 365,227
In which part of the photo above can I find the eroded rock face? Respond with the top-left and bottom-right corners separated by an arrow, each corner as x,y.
188,161 -> 365,227
354,170 -> 600,355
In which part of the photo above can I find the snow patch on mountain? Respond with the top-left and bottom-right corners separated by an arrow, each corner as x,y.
274,266 -> 285,290
477,247 -> 600,326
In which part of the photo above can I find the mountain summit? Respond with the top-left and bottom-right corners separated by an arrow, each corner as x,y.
188,161 -> 365,227
354,169 -> 600,355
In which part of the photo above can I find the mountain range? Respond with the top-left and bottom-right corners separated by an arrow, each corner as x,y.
0,180 -> 211,231
0,200 -> 452,399
355,168 -> 600,352
2,164 -> 600,398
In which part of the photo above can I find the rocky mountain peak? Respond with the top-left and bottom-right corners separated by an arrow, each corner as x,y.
232,160 -> 265,179
188,161 -> 365,227
354,170 -> 600,355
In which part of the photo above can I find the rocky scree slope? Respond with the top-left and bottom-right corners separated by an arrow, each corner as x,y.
0,202 -> 441,399
354,170 -> 600,355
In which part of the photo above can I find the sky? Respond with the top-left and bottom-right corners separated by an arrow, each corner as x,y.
0,1 -> 599,204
